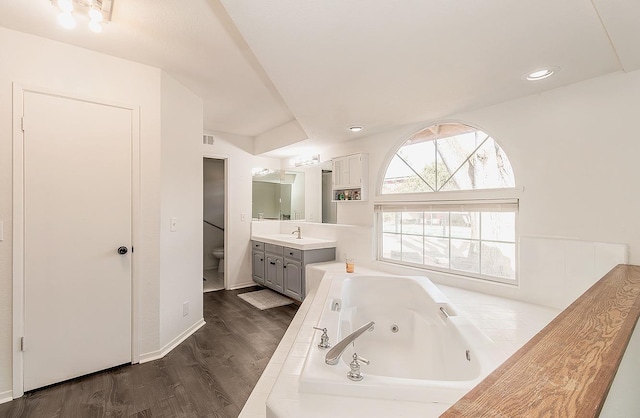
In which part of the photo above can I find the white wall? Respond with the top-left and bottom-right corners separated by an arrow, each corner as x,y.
203,133 -> 280,290
0,27 -> 162,397
600,321 -> 640,417
302,164 -> 322,223
290,172 -> 306,220
159,72 -> 204,349
0,27 -> 205,398
273,69 -> 640,311
331,69 -> 640,264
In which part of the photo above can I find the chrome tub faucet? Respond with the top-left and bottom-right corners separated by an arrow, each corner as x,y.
325,321 -> 375,365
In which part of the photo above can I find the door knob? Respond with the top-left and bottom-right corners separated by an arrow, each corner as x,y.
117,246 -> 128,255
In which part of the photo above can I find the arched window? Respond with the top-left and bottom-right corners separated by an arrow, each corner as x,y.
377,123 -> 517,283
382,123 -> 514,194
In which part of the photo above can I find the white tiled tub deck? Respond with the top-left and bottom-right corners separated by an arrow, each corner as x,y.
238,263 -> 560,418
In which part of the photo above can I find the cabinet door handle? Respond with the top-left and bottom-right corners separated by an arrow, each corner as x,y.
270,262 -> 276,265
283,265 -> 287,269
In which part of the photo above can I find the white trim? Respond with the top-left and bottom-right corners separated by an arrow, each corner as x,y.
228,282 -> 258,291
0,390 -> 13,405
375,119 -> 519,198
139,318 -> 206,363
375,205 -> 519,285
374,198 -> 518,212
12,83 -> 25,399
12,83 -> 141,397
131,104 -> 141,364
374,187 -> 522,203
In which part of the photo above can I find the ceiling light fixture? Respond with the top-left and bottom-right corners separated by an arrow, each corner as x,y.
524,67 -> 558,81
57,10 -> 77,29
348,126 -> 363,132
52,0 -> 113,33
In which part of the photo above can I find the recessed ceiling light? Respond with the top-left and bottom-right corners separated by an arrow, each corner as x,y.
348,126 -> 363,132
524,67 -> 558,81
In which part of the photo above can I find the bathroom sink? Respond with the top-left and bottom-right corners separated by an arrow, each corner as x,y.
251,234 -> 337,250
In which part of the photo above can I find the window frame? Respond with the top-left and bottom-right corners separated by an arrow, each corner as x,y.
376,122 -> 519,285
375,199 -> 519,285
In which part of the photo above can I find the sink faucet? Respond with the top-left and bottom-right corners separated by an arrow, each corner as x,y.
291,226 -> 302,239
325,321 -> 375,365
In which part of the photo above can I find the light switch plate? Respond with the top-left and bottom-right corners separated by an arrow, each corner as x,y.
170,217 -> 177,232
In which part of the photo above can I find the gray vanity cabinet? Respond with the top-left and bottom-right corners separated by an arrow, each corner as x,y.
264,243 -> 284,292
283,248 -> 303,300
252,252 -> 265,284
252,241 -> 265,284
251,240 -> 335,301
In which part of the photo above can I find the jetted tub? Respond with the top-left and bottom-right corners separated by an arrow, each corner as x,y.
299,274 -> 502,405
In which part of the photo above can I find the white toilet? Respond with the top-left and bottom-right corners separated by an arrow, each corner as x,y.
212,247 -> 224,273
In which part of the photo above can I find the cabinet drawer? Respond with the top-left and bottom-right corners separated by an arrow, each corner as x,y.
284,247 -> 302,261
265,243 -> 284,255
252,241 -> 264,251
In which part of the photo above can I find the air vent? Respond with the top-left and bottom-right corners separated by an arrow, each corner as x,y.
203,134 -> 215,145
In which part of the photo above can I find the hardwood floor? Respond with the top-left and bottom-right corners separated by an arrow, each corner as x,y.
0,286 -> 299,418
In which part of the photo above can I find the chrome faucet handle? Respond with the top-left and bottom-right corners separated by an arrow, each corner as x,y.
353,353 -> 369,365
347,353 -> 369,381
313,327 -> 331,349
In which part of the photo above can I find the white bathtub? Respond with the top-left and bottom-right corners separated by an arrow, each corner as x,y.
299,274 -> 501,405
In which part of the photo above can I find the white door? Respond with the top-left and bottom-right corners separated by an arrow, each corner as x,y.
22,91 -> 133,391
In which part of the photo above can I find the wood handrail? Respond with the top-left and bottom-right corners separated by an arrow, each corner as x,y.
204,219 -> 224,232
442,264 -> 640,418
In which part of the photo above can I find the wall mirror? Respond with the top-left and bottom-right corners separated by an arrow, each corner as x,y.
252,169 -> 305,220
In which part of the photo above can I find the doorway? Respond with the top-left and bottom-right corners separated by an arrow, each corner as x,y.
14,87 -> 135,393
322,169 -> 337,224
203,157 -> 225,292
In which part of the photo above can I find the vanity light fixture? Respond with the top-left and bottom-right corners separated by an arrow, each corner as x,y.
524,67 -> 558,81
52,0 -> 113,33
348,126 -> 363,132
293,154 -> 320,167
251,168 -> 274,177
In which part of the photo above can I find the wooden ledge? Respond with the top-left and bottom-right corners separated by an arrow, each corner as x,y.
442,264 -> 640,418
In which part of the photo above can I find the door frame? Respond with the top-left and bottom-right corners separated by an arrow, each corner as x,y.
202,152 -> 228,290
11,83 -> 141,398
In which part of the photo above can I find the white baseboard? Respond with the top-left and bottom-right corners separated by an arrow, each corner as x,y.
0,390 -> 13,404
139,318 -> 206,364
228,281 -> 257,290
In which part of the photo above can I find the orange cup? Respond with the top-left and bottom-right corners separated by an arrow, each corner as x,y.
346,259 -> 355,273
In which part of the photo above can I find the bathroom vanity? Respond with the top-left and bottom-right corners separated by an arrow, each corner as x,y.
251,235 -> 336,301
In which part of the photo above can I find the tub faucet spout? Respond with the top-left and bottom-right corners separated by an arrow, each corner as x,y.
325,321 -> 375,365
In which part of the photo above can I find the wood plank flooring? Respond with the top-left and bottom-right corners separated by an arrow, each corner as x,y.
0,286 -> 299,418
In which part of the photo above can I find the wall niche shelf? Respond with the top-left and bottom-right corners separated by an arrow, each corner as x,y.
331,153 -> 368,202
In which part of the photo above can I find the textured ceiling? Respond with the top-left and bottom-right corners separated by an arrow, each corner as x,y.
0,0 -> 638,155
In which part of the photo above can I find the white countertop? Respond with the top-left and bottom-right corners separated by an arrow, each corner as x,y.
251,234 -> 337,251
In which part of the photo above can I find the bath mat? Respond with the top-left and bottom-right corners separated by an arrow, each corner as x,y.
238,289 -> 294,310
